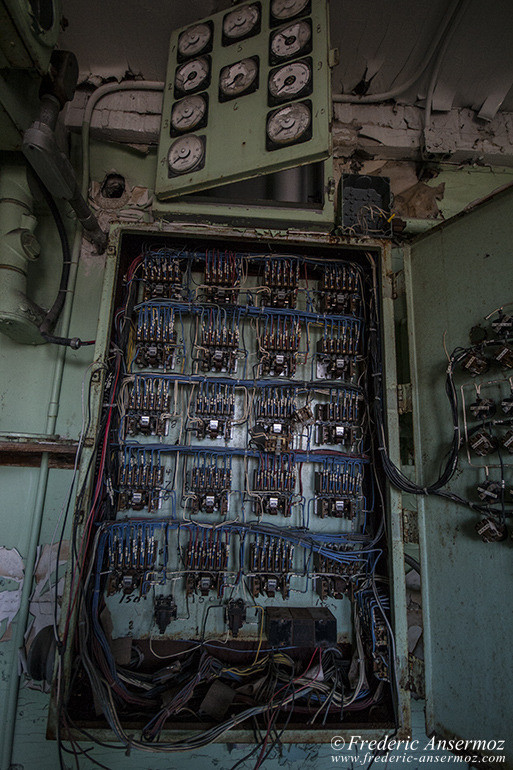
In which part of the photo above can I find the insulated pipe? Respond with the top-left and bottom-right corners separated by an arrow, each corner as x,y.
80,80 -> 164,200
332,0 -> 462,104
0,163 -> 45,344
1,79 -> 164,770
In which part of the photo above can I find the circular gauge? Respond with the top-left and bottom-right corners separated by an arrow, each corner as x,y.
223,4 -> 260,41
171,95 -> 207,134
267,102 -> 311,146
270,20 -> 311,60
269,60 -> 311,100
219,58 -> 259,99
271,0 -> 309,20
175,57 -> 210,94
168,135 -> 205,174
178,23 -> 212,58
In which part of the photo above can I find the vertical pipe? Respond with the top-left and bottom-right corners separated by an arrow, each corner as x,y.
1,224 -> 81,770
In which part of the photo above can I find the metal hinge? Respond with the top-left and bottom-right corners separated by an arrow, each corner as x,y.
402,508 -> 419,544
391,269 -> 405,299
328,48 -> 340,68
397,382 -> 412,414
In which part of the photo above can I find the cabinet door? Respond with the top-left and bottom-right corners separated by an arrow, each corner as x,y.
405,185 -> 513,764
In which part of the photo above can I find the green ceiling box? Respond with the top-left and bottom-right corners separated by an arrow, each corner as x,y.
155,0 -> 332,200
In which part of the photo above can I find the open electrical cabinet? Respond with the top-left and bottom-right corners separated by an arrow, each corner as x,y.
49,185 -> 513,763
49,217 -> 412,747
46,0 -> 513,758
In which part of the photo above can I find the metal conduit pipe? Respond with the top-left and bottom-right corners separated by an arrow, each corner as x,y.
0,79 -> 164,769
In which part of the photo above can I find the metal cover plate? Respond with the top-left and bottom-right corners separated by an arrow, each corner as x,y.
155,0 -> 331,200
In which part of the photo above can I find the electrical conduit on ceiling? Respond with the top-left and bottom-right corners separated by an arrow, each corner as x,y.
1,79 -> 164,770
332,0 -> 465,104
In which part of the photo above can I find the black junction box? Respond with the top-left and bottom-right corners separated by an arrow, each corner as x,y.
266,606 -> 337,647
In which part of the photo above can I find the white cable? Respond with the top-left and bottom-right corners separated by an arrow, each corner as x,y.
332,0 -> 462,104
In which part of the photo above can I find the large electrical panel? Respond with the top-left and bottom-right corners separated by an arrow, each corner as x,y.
56,225 -> 406,748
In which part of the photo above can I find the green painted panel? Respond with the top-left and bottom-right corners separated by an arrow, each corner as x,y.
406,187 -> 513,766
155,0 -> 331,199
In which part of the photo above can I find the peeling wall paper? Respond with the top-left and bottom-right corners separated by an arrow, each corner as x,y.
0,547 -> 24,642
25,542 -> 69,650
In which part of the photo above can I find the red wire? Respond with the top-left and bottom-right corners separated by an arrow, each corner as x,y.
62,356 -> 122,643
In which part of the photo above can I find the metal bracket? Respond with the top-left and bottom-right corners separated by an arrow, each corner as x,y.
397,382 -> 412,414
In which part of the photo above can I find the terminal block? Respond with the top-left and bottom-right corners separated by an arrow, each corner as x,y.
253,454 -> 296,516
315,390 -> 362,425
251,387 -> 297,450
469,398 -> 496,419
476,480 -> 502,503
263,258 -> 299,309
135,305 -> 178,370
318,263 -> 361,316
200,308 -> 240,373
203,250 -> 240,305
249,535 -> 293,599
468,429 -> 496,456
187,456 -> 231,514
460,351 -> 489,375
184,530 -> 228,597
314,458 -> 362,518
493,344 -> 513,369
259,315 -> 300,377
315,550 -> 366,600
126,376 -> 172,436
106,522 -> 159,596
118,449 -> 163,512
316,319 -> 361,380
194,382 -> 234,440
143,250 -> 184,300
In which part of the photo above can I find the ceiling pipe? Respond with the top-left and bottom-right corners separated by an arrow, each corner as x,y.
423,0 -> 472,139
332,0 -> 462,104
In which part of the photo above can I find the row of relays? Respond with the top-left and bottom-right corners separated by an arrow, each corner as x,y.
116,245 -> 371,534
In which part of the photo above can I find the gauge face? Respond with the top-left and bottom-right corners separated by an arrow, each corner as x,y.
177,23 -> 212,58
168,135 -> 205,175
271,0 -> 310,21
171,95 -> 208,135
270,19 -> 312,62
266,101 -> 311,149
223,3 -> 260,42
219,57 -> 259,101
174,57 -> 210,96
268,60 -> 312,103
